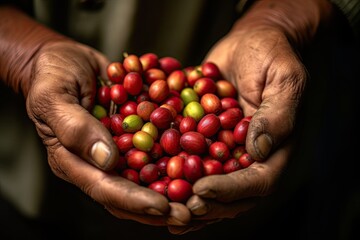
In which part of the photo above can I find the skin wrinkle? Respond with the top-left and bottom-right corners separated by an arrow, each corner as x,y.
79,170 -> 107,198
81,94 -> 95,111
37,68 -> 77,92
104,205 -> 167,226
258,1 -> 316,47
27,93 -> 57,147
192,163 -> 278,219
27,93 -> 56,135
29,75 -> 84,135
260,41 -> 305,125
251,174 -> 275,197
287,69 -> 307,102
33,119 -> 55,144
251,114 -> 270,138
35,43 -> 98,87
92,178 -> 156,214
47,145 -> 71,182
80,81 -> 96,109
54,109 -> 91,146
267,58 -> 306,112
247,165 -> 275,196
1,1 -> 335,231
42,53 -> 97,111
229,164 -> 273,198
23,37 -> 71,96
256,36 -> 280,100
232,31 -> 284,111
254,99 -> 293,147
57,152 -> 112,199
29,47 -> 110,170
36,103 -> 82,151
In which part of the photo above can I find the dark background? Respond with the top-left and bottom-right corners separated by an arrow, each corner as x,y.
1,1 -> 359,239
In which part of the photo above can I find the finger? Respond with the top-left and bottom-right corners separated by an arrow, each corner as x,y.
77,43 -> 111,81
187,194 -> 257,219
105,206 -> 168,226
245,57 -> 307,161
191,139 -> 292,203
48,145 -> 171,217
52,101 -> 119,170
27,48 -> 118,171
166,202 -> 192,226
28,82 -> 118,170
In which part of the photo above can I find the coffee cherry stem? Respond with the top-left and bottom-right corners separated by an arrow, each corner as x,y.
97,76 -> 112,87
109,100 -> 117,116
91,54 -> 252,203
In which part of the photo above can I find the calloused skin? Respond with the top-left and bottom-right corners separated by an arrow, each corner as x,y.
167,26 -> 306,235
25,16 -> 308,236
26,41 -> 191,227
167,0 -> 334,233
26,28 -> 303,233
5,0 -> 332,235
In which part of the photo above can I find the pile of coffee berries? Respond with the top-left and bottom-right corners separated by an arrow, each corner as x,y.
91,52 -> 254,203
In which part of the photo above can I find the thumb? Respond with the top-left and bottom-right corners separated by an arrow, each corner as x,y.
245,93 -> 300,162
61,103 -> 119,170
39,100 -> 119,171
26,56 -> 118,171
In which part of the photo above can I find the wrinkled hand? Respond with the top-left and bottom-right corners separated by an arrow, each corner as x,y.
25,41 -> 191,227
169,27 -> 307,234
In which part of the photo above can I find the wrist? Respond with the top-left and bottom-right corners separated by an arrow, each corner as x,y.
0,5 -> 71,97
231,0 -> 334,49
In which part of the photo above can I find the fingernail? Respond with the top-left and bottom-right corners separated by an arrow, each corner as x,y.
190,204 -> 208,216
196,190 -> 216,198
145,208 -> 163,216
91,141 -> 111,168
254,134 -> 272,159
167,217 -> 186,226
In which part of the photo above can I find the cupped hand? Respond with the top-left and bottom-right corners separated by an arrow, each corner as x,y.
169,27 -> 307,234
25,41 -> 191,227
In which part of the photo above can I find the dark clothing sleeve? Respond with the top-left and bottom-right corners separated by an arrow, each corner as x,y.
330,0 -> 360,38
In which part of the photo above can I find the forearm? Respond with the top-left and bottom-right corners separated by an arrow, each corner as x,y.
0,5 -> 70,97
232,0 -> 334,48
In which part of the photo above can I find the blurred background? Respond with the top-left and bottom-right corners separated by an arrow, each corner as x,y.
0,0 -> 359,239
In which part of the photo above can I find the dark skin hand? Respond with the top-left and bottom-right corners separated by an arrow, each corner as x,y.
168,23 -> 300,236
0,6 -> 191,227
168,0 -> 334,234
0,0 -> 334,234
26,41 -> 175,226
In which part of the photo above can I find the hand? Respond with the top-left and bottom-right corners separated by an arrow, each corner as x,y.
25,40 -> 192,227
169,26 -> 307,234
169,0 -> 333,234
